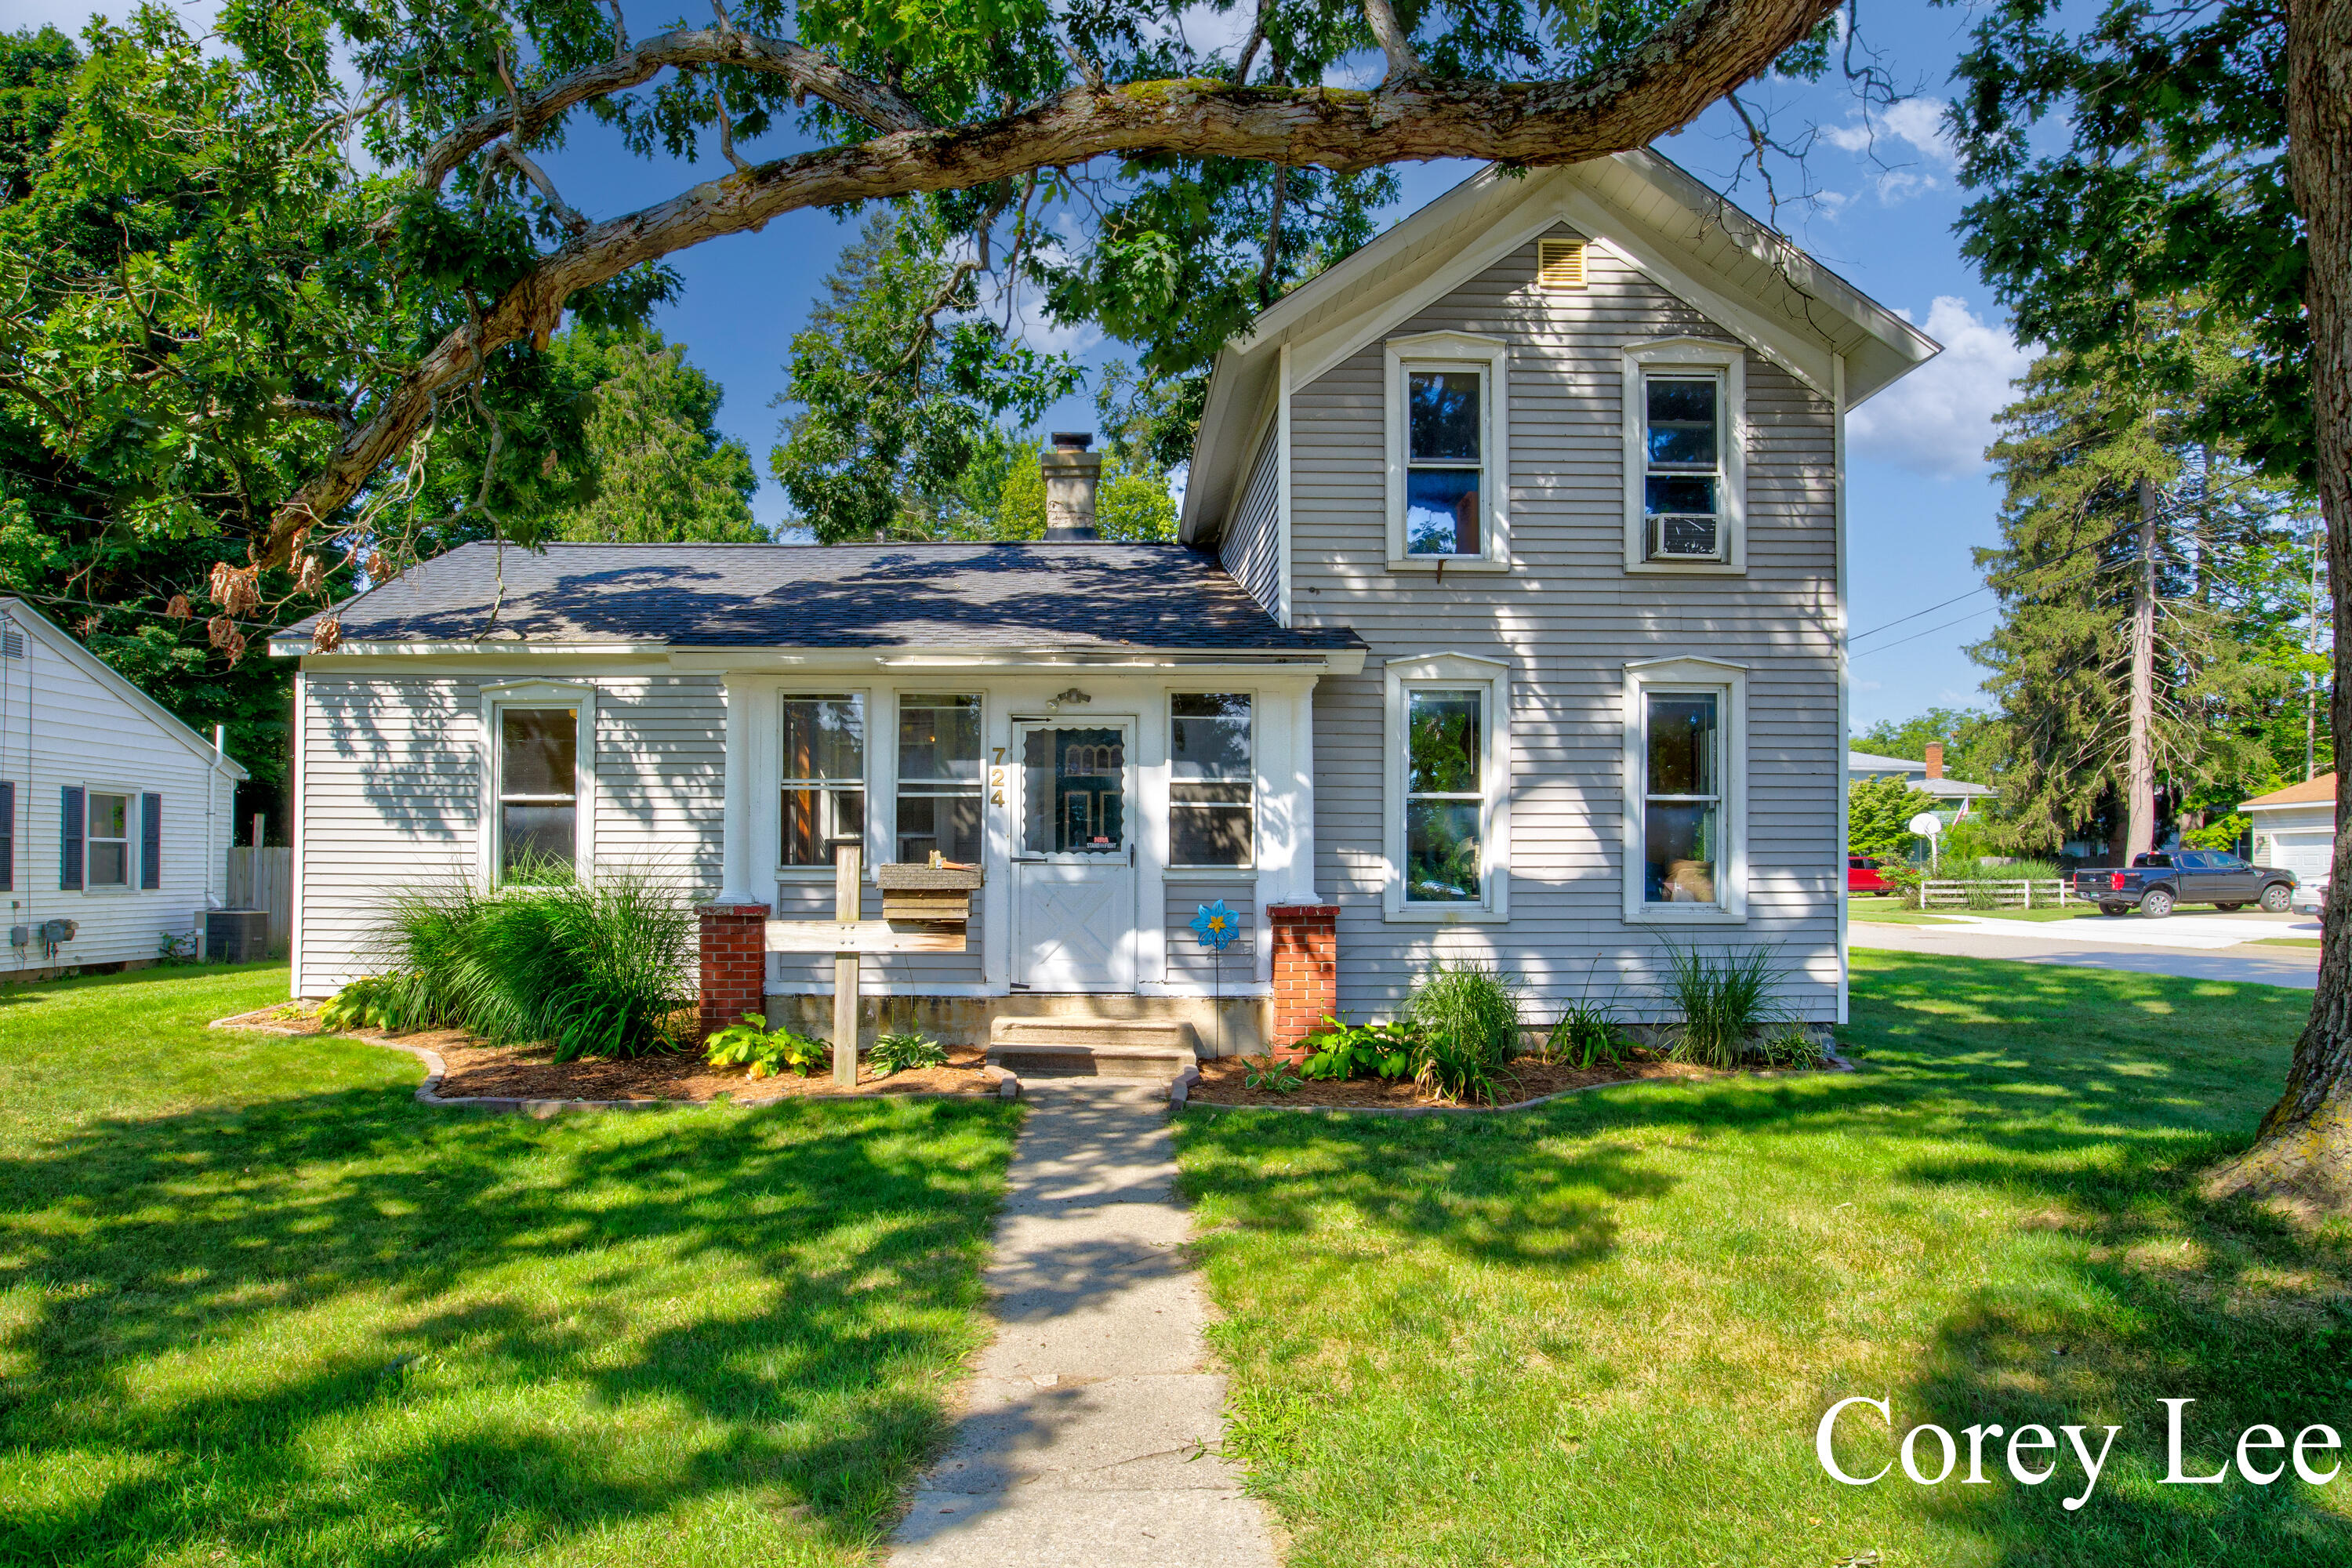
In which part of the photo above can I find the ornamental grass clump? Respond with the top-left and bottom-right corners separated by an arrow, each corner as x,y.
1659,943 -> 1789,1069
346,858 -> 695,1059
1404,962 -> 1524,1103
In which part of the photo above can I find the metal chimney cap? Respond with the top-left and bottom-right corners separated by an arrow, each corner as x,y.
1050,431 -> 1094,450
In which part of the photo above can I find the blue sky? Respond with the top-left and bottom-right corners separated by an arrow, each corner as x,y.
26,0 -> 2025,735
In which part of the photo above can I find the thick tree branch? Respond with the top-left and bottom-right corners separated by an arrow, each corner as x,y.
409,27 -> 933,194
278,0 -> 1838,559
1361,0 -> 1423,83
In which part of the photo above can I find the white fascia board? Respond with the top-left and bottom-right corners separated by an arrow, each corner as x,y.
0,597 -> 252,779
276,639 -> 674,659
665,646 -> 1367,676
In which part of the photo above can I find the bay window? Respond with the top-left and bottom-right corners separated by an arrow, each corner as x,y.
1169,693 -> 1254,868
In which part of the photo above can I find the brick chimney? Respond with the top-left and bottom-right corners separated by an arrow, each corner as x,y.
1925,742 -> 1944,779
1041,432 -> 1102,540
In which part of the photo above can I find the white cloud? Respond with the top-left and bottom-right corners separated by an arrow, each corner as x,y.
1846,297 -> 2034,481
1822,96 -> 1958,168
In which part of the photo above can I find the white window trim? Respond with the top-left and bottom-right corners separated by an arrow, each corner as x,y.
1622,337 -> 1748,575
778,688 -> 873,880
1382,652 -> 1511,923
1385,330 -> 1511,572
477,680 -> 597,888
80,783 -> 137,895
1167,690 -> 1258,873
1622,656 -> 1748,924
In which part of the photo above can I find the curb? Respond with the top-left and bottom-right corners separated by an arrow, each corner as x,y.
1168,1064 -> 1200,1109
212,1012 -> 1017,1115
1178,1053 -> 1858,1118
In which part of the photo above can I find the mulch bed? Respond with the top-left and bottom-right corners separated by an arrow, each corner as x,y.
1185,1052 -> 1718,1109
212,1007 -> 996,1102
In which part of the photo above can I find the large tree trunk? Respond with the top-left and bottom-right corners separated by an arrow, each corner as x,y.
2208,0 -> 2352,1217
2126,477 -> 2159,860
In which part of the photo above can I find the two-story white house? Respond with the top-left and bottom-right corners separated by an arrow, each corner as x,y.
273,154 -> 1936,1051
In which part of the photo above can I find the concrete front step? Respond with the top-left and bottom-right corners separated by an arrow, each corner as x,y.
985,1017 -> 1200,1080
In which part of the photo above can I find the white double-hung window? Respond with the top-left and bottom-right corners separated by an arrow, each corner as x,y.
1622,658 -> 1748,922
1384,332 -> 1509,569
782,693 -> 866,867
1623,339 -> 1746,572
479,681 -> 596,887
1382,652 -> 1510,920
895,694 -> 982,864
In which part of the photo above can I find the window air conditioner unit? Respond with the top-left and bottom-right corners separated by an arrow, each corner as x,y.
1652,515 -> 1722,560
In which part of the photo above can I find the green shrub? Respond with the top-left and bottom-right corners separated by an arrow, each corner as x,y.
1414,1028 -> 1503,1104
870,1029 -> 948,1075
1659,944 -> 1788,1069
1544,998 -> 1628,1069
1298,1017 -> 1417,1082
360,860 -> 695,1059
704,1013 -> 829,1079
1757,1025 -> 1828,1069
1243,1053 -> 1304,1094
319,972 -> 433,1034
1404,962 -> 1523,1065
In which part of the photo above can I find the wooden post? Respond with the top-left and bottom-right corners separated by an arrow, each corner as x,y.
833,840 -> 860,1086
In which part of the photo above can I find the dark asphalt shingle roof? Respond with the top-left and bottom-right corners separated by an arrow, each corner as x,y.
279,542 -> 1359,652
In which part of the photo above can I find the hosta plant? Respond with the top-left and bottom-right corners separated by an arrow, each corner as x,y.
704,1014 -> 829,1080
869,1030 -> 949,1075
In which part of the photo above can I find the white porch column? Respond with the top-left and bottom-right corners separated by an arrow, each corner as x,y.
717,670 -> 760,904
1290,684 -> 1318,902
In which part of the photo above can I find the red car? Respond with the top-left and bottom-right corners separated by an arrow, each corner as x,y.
1848,854 -> 1891,894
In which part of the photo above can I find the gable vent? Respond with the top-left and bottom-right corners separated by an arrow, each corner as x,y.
0,625 -> 20,659
1537,238 -> 1587,292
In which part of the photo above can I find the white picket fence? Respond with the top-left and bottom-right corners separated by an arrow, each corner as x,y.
1919,878 -> 2073,909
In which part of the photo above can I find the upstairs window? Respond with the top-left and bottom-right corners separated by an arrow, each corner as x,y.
1169,693 -> 1254,868
1621,340 -> 1746,573
498,708 -> 578,882
1384,332 -> 1509,569
1405,372 -> 1484,557
1642,375 -> 1724,561
782,694 -> 866,867
896,694 -> 981,865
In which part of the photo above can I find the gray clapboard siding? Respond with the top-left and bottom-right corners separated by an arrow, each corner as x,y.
1289,225 -> 1842,1021
295,672 -> 725,994
1219,424 -> 1283,617
1163,879 -> 1255,985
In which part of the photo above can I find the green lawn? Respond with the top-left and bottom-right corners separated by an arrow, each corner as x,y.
1177,953 -> 2352,1567
0,964 -> 1019,1568
1849,895 -> 2105,924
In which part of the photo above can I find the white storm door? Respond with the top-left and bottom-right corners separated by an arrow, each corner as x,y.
1011,719 -> 1138,992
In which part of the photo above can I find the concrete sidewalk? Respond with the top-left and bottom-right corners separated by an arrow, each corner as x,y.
888,1083 -> 1275,1568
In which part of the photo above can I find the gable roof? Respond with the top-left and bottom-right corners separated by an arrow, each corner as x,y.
272,542 -> 1363,655
2241,773 -> 2337,811
0,598 -> 250,779
1180,151 -> 1940,546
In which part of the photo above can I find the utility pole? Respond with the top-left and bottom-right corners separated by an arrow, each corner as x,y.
2126,476 -> 2159,858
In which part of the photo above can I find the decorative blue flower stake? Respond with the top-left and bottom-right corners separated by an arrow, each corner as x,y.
1190,900 -> 1240,951
1191,901 -> 1240,1058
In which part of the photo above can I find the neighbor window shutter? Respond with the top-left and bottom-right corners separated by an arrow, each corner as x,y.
0,780 -> 13,891
141,793 -> 162,889
60,786 -> 82,891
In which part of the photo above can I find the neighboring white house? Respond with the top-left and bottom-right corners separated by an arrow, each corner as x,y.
0,598 -> 249,977
274,153 -> 1939,1038
1847,742 -> 1993,818
2243,773 -> 2335,885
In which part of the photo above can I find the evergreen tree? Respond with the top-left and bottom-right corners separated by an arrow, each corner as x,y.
540,325 -> 765,544
1969,334 -> 2316,855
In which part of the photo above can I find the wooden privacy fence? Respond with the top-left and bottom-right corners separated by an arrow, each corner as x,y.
225,847 -> 294,955
1919,878 -> 2072,909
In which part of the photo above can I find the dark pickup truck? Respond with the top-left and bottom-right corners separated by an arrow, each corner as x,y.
2071,851 -> 2297,918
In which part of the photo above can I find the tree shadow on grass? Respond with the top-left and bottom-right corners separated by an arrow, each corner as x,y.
0,1083 -> 1019,1566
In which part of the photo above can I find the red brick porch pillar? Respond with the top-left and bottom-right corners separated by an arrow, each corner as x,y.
696,902 -> 770,1040
1266,903 -> 1338,1058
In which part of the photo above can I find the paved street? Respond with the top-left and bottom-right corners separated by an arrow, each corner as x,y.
1852,917 -> 2321,989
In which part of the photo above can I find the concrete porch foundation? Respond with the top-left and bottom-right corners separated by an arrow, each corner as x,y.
761,990 -> 1272,1058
